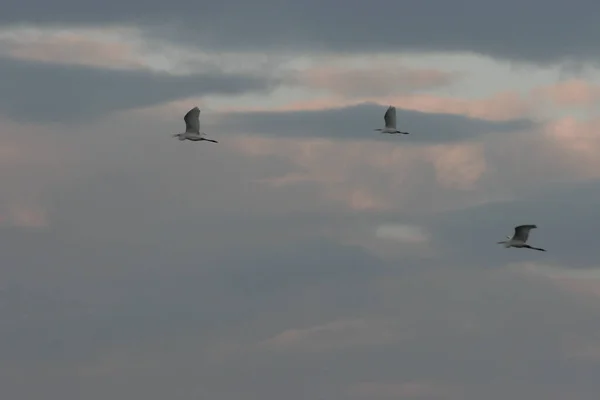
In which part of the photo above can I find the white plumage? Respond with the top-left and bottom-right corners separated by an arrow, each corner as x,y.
374,106 -> 410,134
172,107 -> 218,143
497,224 -> 546,251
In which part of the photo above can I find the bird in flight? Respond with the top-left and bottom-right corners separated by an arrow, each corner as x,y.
374,106 -> 410,135
172,107 -> 218,143
497,224 -> 546,251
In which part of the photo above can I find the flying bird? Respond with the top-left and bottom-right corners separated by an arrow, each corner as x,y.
497,224 -> 546,251
172,107 -> 218,143
374,105 -> 410,134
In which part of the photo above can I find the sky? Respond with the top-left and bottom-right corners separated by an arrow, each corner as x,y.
4,1 -> 600,399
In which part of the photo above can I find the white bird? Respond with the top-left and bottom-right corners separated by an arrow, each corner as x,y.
374,105 -> 410,135
172,107 -> 218,143
497,224 -> 546,251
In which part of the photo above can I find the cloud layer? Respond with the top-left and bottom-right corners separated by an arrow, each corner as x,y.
3,0 -> 600,64
2,3 -> 600,399
0,56 -> 278,122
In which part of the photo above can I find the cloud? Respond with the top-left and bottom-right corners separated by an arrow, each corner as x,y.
6,220 -> 600,400
0,56 -> 278,122
2,32 -> 600,398
294,63 -> 460,97
221,78 -> 600,124
0,26 -> 146,70
203,267 -> 600,399
0,232 -> 385,364
515,263 -> 600,299
2,1 -> 600,64
259,318 -> 398,352
349,381 -> 459,398
228,135 -> 493,215
0,26 -> 294,77
532,79 -> 600,108
215,102 -> 534,143
425,177 -> 600,269
222,91 -> 536,123
220,116 -> 600,268
375,224 -> 430,244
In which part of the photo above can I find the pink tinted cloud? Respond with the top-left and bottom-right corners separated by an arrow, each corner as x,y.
424,142 -> 487,190
228,136 -> 395,211
296,64 -> 458,97
3,31 -> 146,70
541,116 -> 600,180
229,135 -> 489,213
396,91 -> 534,120
218,91 -> 534,122
532,79 -> 600,107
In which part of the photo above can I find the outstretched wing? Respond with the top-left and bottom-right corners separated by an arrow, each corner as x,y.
384,106 -> 396,129
513,224 -> 537,242
184,107 -> 200,133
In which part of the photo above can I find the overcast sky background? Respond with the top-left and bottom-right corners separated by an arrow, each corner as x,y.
3,1 -> 600,399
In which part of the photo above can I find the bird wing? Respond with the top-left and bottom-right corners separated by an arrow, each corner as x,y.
513,224 -> 537,242
384,106 -> 396,129
184,107 -> 200,133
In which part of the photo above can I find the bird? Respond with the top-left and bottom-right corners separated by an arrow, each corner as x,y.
374,105 -> 410,134
497,224 -> 546,251
172,107 -> 218,143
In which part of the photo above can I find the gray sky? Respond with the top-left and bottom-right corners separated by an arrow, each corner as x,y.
2,2 -> 600,399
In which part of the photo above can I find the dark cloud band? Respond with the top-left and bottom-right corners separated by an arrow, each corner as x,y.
0,56 -> 278,122
2,0 -> 599,64
215,103 -> 534,142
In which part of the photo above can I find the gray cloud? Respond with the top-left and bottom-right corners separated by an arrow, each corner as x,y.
215,103 -> 533,142
0,227 -> 383,362
3,192 -> 600,399
0,56 -> 277,122
2,0 -> 600,64
223,267 -> 600,398
4,228 -> 600,400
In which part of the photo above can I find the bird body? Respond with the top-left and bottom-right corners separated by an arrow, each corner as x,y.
172,107 -> 218,143
374,105 -> 410,134
497,224 -> 546,251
